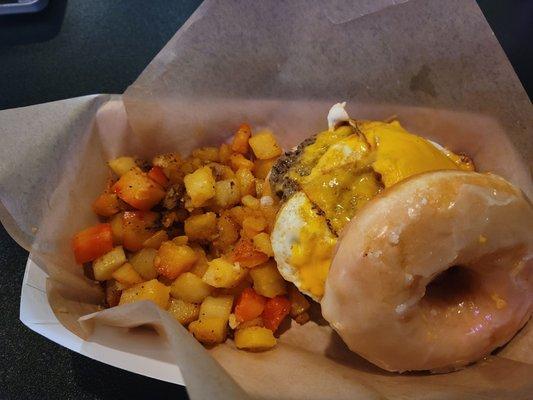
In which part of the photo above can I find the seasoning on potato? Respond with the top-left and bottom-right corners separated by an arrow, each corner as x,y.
72,124 -> 310,351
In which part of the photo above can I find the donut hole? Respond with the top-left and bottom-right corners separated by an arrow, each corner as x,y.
423,266 -> 475,308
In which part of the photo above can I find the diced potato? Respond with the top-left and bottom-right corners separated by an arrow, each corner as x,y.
192,147 -> 219,162
189,317 -> 228,345
213,212 -> 239,250
214,179 -> 240,208
255,180 -> 264,198
92,193 -> 120,217
241,195 -> 260,209
229,206 -> 247,226
229,153 -> 254,172
171,272 -> 213,303
93,246 -> 127,281
236,168 -> 256,197
189,247 -> 210,277
219,143 -> 232,164
113,167 -> 166,211
252,232 -> 273,257
199,295 -> 234,320
249,260 -> 287,298
112,262 -> 144,286
122,211 -> 159,251
108,156 -> 137,176
203,258 -> 247,288
253,158 -> 276,180
235,326 -> 276,351
231,123 -> 252,154
184,212 -> 217,241
237,316 -> 264,330
289,285 -> 310,317
167,298 -> 200,325
231,237 -> 269,268
183,166 -> 216,207
129,247 -> 158,280
110,212 -> 124,244
172,235 -> 189,246
242,216 -> 267,238
119,279 -> 170,309
248,131 -> 282,160
155,241 -> 198,280
142,230 -> 169,249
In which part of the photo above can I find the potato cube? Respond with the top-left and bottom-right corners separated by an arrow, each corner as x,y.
184,212 -> 217,241
170,272 -> 213,303
231,123 -> 251,154
93,246 -> 127,281
231,237 -> 269,268
183,166 -> 216,207
113,167 -> 166,211
189,247 -> 210,277
242,216 -> 267,238
248,131 -> 282,160
155,241 -> 198,280
167,298 -> 200,325
188,317 -> 228,345
142,230 -> 169,249
229,153 -> 254,172
192,147 -> 219,162
214,179 -> 240,208
253,158 -> 276,180
229,206 -> 247,226
108,156 -> 137,176
129,247 -> 158,280
234,326 -> 276,351
213,212 -> 239,250
92,193 -> 120,217
249,260 -> 287,298
203,258 -> 247,288
119,279 -> 170,309
219,143 -> 232,164
252,232 -> 273,257
122,211 -> 159,252
236,168 -> 256,197
241,195 -> 260,209
199,295 -> 234,320
110,212 -> 124,245
112,262 -> 144,286
218,278 -> 252,296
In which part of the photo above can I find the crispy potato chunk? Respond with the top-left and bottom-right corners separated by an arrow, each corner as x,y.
184,212 -> 218,241
112,262 -> 144,286
249,260 -> 287,298
203,258 -> 247,288
231,124 -> 252,154
93,246 -> 127,281
113,167 -> 166,211
214,179 -> 240,209
248,131 -> 282,160
92,193 -> 120,217
108,156 -> 137,176
168,298 -> 200,325
155,241 -> 198,280
119,279 -> 170,309
171,272 -> 213,303
122,211 -> 159,252
235,326 -> 276,351
183,166 -> 216,207
252,232 -> 273,257
130,247 -> 158,280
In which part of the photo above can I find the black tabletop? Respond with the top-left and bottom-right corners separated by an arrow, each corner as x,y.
0,1 -> 531,399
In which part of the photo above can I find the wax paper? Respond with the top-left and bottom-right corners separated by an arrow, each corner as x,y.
0,0 -> 532,399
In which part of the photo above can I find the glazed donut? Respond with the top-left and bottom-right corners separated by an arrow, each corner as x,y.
321,170 -> 533,372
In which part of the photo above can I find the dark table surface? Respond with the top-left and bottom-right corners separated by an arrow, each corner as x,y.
0,1 -> 531,399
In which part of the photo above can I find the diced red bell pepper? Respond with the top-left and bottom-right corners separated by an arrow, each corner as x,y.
72,223 -> 113,264
234,288 -> 267,323
262,296 -> 291,332
147,166 -> 169,188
